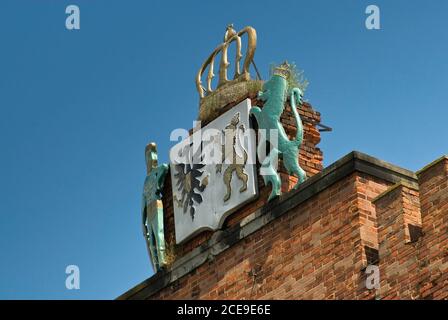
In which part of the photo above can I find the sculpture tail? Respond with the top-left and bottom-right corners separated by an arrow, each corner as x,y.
290,88 -> 304,146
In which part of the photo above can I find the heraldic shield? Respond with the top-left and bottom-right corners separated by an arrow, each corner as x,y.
169,99 -> 258,243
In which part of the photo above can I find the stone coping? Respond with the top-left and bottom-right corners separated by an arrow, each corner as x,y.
415,155 -> 448,176
372,181 -> 420,204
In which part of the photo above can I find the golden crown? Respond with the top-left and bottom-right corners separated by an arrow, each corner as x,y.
196,25 -> 257,99
273,61 -> 291,79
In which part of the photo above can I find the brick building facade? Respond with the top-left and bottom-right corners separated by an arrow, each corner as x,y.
119,96 -> 448,300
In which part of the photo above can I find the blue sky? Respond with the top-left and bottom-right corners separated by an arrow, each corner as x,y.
0,0 -> 446,299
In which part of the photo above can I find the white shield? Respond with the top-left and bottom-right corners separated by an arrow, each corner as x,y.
169,99 -> 258,243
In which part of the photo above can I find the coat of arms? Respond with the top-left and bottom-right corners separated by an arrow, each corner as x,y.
169,99 -> 258,243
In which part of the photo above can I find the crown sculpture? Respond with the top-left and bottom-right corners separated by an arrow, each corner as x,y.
196,24 -> 262,123
142,25 -> 307,271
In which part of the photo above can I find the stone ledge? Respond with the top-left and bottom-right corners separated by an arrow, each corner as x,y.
117,150 -> 417,300
415,155 -> 448,176
372,181 -> 419,204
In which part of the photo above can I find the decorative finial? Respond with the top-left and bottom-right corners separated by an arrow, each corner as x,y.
224,23 -> 237,42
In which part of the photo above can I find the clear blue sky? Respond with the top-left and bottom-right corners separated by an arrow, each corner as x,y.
0,0 -> 446,299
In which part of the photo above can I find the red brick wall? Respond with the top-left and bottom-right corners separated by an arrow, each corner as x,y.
417,157 -> 448,300
374,183 -> 421,299
154,173 -> 368,299
355,174 -> 391,257
150,170 -> 411,300
144,155 -> 448,300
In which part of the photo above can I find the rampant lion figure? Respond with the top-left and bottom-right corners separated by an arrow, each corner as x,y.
216,112 -> 249,202
250,62 -> 307,201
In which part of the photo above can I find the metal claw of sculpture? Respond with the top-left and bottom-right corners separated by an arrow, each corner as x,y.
142,143 -> 169,272
250,62 -> 307,201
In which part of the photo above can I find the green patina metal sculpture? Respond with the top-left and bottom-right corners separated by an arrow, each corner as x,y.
142,143 -> 169,272
250,62 -> 307,201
